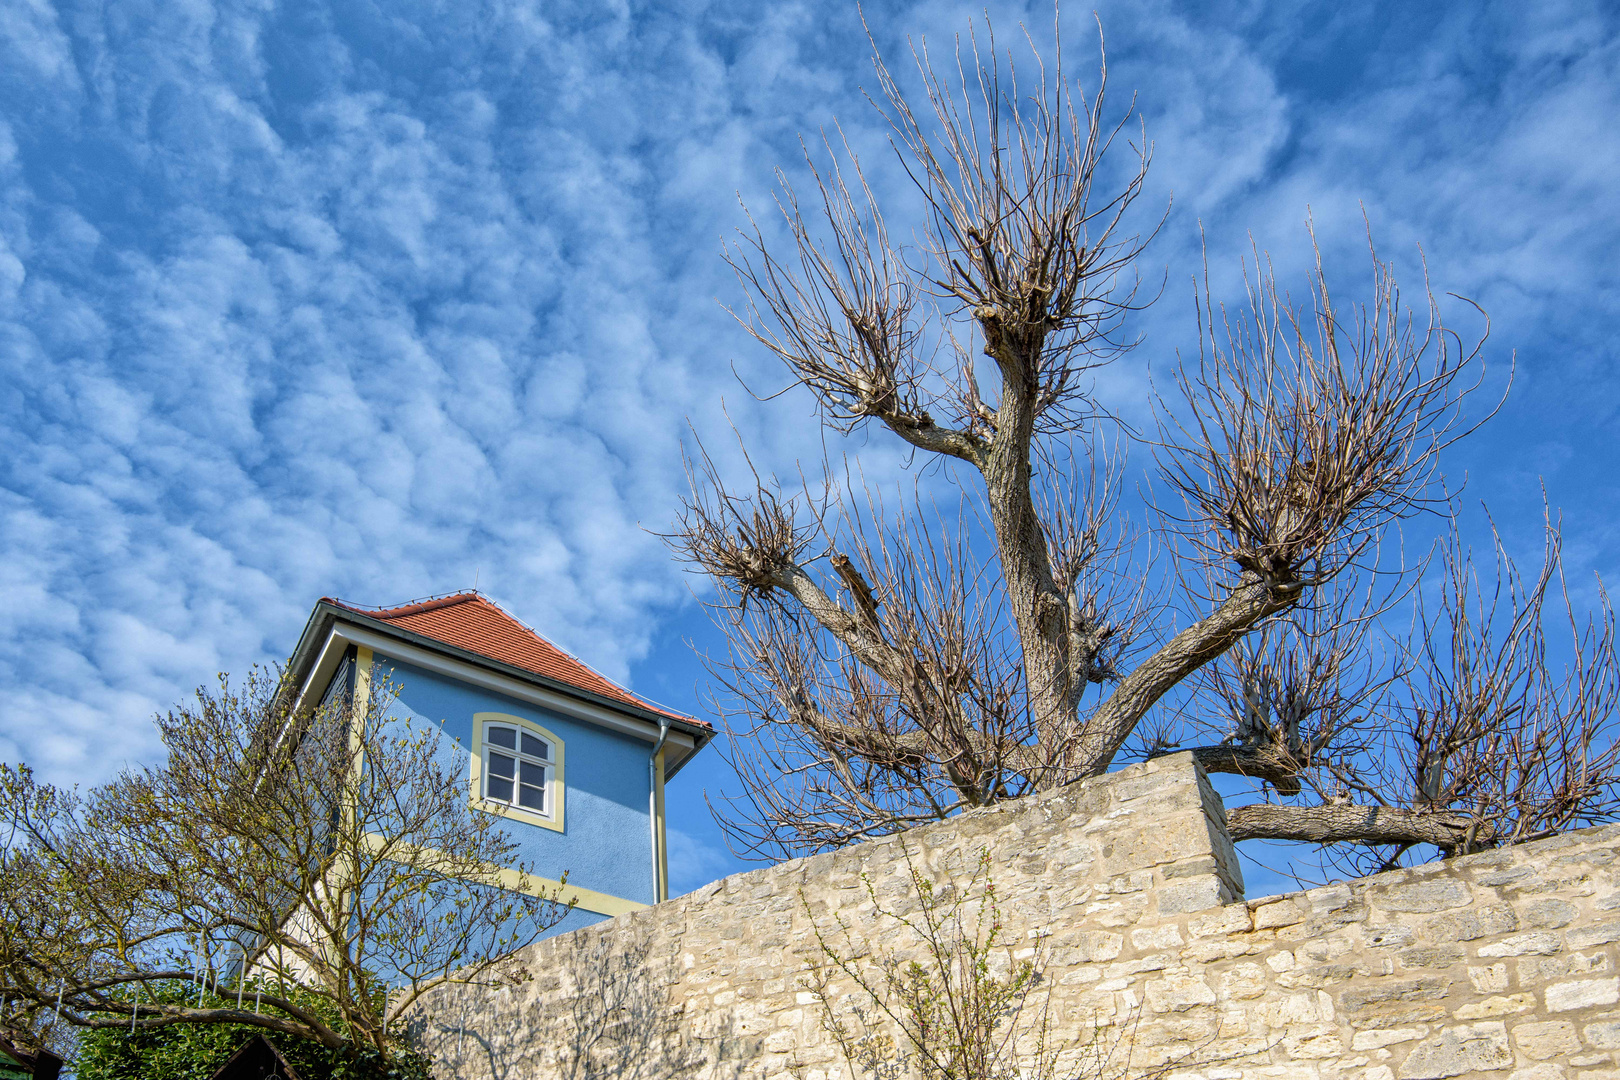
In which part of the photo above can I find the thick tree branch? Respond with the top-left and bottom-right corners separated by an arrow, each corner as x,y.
879,412 -> 988,465
1227,802 -> 1493,850
1074,576 -> 1303,778
1185,745 -> 1303,796
770,562 -> 904,679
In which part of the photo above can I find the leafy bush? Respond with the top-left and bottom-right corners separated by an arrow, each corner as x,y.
72,981 -> 432,1080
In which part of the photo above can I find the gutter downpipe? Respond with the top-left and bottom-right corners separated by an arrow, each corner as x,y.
649,718 -> 670,904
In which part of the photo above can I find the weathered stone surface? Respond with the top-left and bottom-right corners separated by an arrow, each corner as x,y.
1427,907 -> 1523,942
1353,1027 -> 1430,1050
1397,1022 -> 1513,1078
1455,995 -> 1537,1019
1521,901 -> 1579,930
1479,933 -> 1566,958
1514,1021 -> 1582,1060
1566,923 -> 1620,949
411,756 -> 1620,1080
1507,1066 -> 1568,1080
1381,880 -> 1477,915
1546,979 -> 1620,1013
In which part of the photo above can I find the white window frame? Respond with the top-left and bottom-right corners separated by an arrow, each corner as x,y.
470,712 -> 565,832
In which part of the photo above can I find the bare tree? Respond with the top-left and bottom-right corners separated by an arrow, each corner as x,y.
671,16 -> 1620,869
0,668 -> 568,1069
1210,515 -> 1620,873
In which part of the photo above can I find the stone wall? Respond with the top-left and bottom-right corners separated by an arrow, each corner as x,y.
414,752 -> 1620,1080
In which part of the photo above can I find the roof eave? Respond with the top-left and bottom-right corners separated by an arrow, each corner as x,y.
291,602 -> 715,753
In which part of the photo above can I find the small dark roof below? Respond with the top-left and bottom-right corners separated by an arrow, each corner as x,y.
0,1033 -> 60,1080
207,1034 -> 303,1080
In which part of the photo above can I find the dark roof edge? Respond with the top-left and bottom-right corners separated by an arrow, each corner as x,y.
288,602 -> 715,753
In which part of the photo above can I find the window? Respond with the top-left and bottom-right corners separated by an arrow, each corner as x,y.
471,713 -> 564,831
484,724 -> 551,812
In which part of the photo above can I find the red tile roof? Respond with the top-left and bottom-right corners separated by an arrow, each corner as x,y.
323,592 -> 703,727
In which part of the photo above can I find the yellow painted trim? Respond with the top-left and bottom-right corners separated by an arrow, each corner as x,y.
654,745 -> 668,903
340,646 -> 376,840
486,864 -> 647,917
353,647 -> 374,718
358,834 -> 646,918
468,712 -> 565,833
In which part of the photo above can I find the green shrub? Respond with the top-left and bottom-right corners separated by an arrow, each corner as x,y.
72,981 -> 431,1080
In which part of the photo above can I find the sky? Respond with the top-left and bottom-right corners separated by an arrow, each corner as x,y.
1,0 -> 1617,900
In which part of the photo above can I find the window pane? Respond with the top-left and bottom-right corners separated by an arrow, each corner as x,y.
488,751 -> 515,779
487,726 -> 516,750
519,760 -> 546,786
487,776 -> 514,802
521,732 -> 549,760
518,784 -> 545,811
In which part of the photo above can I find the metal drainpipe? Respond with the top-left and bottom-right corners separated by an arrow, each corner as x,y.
648,718 -> 670,903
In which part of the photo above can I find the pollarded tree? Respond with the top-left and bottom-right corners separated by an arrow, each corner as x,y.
0,668 -> 568,1073
672,18 -> 1620,872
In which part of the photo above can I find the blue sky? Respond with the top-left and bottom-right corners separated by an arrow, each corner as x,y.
1,0 -> 1617,899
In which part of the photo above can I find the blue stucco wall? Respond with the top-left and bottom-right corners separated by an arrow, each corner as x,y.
370,653 -> 656,920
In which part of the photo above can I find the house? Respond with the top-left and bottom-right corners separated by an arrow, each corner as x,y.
0,1033 -> 60,1080
206,1035 -> 303,1080
284,592 -> 713,934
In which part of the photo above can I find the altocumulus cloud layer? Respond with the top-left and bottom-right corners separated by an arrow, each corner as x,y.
1,0 -> 1617,892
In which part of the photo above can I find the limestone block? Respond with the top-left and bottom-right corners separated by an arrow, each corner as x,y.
1398,945 -> 1465,969
1266,950 -> 1297,973
1310,884 -> 1356,914
1185,939 -> 1263,962
1253,898 -> 1307,930
1101,814 -> 1216,876
1342,978 -> 1452,1013
1424,906 -> 1521,942
1514,1021 -> 1582,1061
1283,1025 -> 1346,1059
1247,1066 -> 1322,1080
1189,905 -> 1254,937
1566,923 -> 1620,949
1522,901 -> 1580,929
1367,925 -> 1420,949
1132,924 -> 1186,951
1395,1021 -> 1512,1078
1475,867 -> 1539,888
1300,935 -> 1357,963
1352,1028 -> 1429,1050
1586,1022 -> 1620,1049
1454,994 -> 1536,1019
1217,963 -> 1270,1001
1067,931 -> 1125,962
1381,880 -> 1475,915
1508,1067 -> 1569,1080
1479,933 -> 1567,958
1086,894 -> 1152,926
1252,992 -> 1331,1027
1144,974 -> 1217,1013
1547,979 -> 1620,1013
1157,877 -> 1228,916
